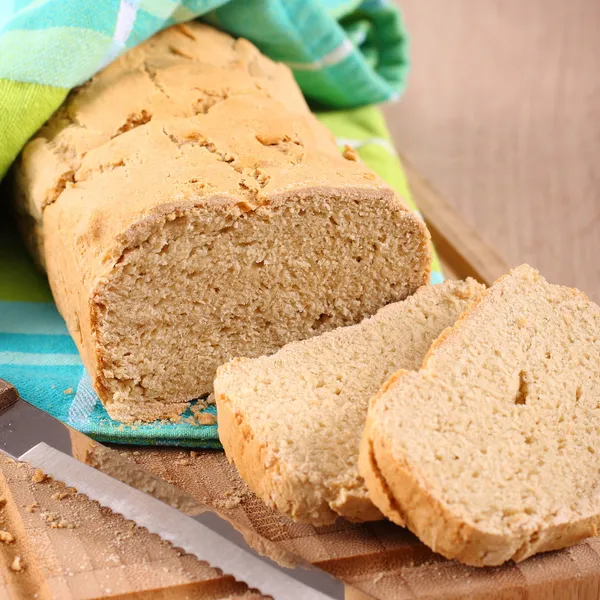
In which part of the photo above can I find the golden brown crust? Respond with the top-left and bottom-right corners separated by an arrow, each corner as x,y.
358,370 -> 409,528
358,434 -> 405,527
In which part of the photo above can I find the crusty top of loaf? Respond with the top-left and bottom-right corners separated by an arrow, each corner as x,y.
215,278 -> 485,523
17,22 -> 412,279
17,22 -> 309,221
370,265 -> 600,538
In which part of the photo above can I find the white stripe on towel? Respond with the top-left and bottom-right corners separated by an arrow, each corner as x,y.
286,39 -> 353,71
68,371 -> 100,426
100,0 -> 139,69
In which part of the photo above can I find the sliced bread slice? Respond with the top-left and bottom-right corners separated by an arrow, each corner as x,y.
360,265 -> 600,566
215,279 -> 485,525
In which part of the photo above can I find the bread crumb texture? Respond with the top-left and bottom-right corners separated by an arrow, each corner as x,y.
10,556 -> 24,572
215,279 -> 485,525
0,530 -> 15,544
30,470 -> 46,484
362,265 -> 600,566
14,22 -> 431,423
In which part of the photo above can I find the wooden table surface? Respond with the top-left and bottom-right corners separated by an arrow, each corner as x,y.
386,0 -> 600,302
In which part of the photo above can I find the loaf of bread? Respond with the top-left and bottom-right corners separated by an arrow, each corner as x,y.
214,279 -> 484,525
360,265 -> 600,566
13,23 -> 431,422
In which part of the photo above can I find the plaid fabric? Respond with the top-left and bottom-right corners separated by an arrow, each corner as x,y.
0,0 -> 409,179
0,105 -> 444,447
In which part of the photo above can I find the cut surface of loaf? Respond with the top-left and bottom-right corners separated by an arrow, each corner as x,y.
13,23 -> 431,422
360,265 -> 600,566
215,279 -> 485,525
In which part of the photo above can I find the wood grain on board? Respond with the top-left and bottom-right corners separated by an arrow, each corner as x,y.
4,440 -> 600,600
387,0 -> 600,302
0,455 -> 259,600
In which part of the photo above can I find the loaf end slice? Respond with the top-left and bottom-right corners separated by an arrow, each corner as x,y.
360,265 -> 600,566
215,278 -> 485,525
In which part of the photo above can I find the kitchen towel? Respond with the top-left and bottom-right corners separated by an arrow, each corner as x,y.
0,0 -> 410,180
0,104 -> 444,447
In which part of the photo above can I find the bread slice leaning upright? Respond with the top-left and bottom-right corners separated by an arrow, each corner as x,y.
215,279 -> 485,526
360,264 -> 600,567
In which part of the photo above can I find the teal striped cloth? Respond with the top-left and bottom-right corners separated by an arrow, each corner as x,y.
0,0 -> 409,179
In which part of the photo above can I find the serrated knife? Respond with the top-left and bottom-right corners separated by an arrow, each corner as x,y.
0,379 -> 344,599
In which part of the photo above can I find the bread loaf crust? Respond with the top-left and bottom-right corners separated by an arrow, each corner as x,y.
358,384 -> 408,528
360,266 -> 600,566
14,23 -> 431,422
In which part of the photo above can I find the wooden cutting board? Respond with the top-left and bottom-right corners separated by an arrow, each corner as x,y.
3,157 -> 599,600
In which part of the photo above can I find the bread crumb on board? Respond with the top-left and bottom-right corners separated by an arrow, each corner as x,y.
41,511 -> 78,529
51,491 -> 70,501
50,520 -> 77,530
31,469 -> 47,483
26,502 -> 39,513
0,530 -> 15,544
215,491 -> 245,510
342,145 -> 359,161
10,556 -> 24,572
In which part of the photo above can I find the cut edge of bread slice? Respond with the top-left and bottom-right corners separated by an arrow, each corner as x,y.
217,355 -> 384,526
216,278 -> 486,526
217,380 -> 354,525
359,264 -> 600,566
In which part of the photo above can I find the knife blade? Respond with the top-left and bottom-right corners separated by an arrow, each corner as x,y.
0,379 -> 344,600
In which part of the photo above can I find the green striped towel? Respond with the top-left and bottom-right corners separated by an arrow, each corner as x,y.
0,1 -> 443,447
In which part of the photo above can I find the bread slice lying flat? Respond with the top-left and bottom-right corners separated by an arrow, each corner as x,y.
215,279 -> 485,525
360,265 -> 600,566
